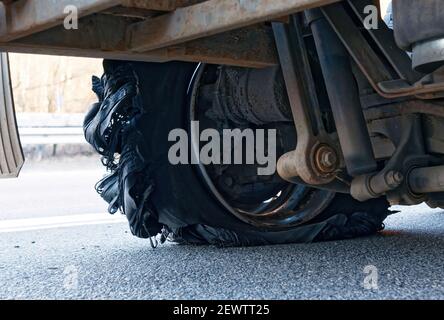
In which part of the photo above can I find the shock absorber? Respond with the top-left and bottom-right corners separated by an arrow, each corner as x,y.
306,9 -> 377,177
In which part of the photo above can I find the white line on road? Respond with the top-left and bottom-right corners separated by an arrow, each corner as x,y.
0,213 -> 126,233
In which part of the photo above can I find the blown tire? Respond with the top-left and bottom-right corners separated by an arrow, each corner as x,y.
85,60 -> 391,247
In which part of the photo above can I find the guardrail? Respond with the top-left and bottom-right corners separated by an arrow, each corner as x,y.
16,113 -> 86,145
19,127 -> 85,144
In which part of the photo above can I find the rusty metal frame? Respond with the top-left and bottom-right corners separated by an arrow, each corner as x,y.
126,0 -> 342,52
0,0 -> 122,41
0,14 -> 278,68
0,0 -> 341,67
1,0 -> 443,95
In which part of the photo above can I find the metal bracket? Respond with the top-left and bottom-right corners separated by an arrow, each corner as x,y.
322,1 -> 444,99
351,114 -> 430,205
272,16 -> 339,186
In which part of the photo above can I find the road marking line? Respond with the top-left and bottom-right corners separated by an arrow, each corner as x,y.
0,213 -> 126,233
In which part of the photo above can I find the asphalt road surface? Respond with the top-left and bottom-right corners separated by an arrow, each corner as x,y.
0,157 -> 443,300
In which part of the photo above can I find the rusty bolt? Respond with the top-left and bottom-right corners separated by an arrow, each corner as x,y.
385,170 -> 404,188
321,150 -> 337,168
315,145 -> 338,174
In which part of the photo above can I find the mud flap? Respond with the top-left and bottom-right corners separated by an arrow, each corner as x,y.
0,53 -> 24,178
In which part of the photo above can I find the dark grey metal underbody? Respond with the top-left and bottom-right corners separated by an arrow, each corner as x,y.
269,1 -> 444,209
81,0 -> 444,213
3,0 -> 444,218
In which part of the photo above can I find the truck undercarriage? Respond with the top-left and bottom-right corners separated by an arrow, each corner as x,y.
2,0 -> 444,245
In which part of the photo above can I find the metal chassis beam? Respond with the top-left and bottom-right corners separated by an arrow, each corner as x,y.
0,0 -> 122,41
126,0 -> 342,52
0,0 -> 341,67
0,1 -> 207,42
0,14 -> 278,68
120,0 -> 206,12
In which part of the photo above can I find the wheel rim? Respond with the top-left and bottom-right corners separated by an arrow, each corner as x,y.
188,64 -> 335,230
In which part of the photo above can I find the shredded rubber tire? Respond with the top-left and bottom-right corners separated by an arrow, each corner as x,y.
84,60 -> 391,247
